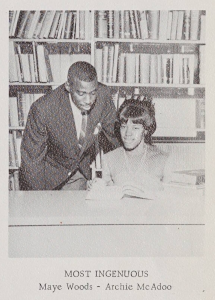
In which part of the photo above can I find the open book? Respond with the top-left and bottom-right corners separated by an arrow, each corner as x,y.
85,184 -> 155,201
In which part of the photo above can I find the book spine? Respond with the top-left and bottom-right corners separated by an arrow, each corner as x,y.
139,11 -> 148,39
107,10 -> 114,38
124,11 -> 130,38
118,53 -> 125,83
79,11 -> 85,39
135,53 -> 140,83
125,53 -> 136,83
107,45 -> 114,83
166,11 -> 173,40
49,11 -> 61,39
129,10 -> 137,39
170,11 -> 178,40
190,10 -> 200,40
119,10 -> 124,38
112,43 -> 119,83
159,10 -> 168,40
140,53 -> 150,84
102,45 -> 109,83
147,10 -> 159,39
176,11 -> 184,40
200,14 -> 206,41
184,10 -> 190,40
114,11 -> 120,39
9,41 -> 18,82
150,54 -> 158,83
95,48 -> 103,82
199,45 -> 205,84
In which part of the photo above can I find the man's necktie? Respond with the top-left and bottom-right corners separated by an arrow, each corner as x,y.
78,111 -> 87,149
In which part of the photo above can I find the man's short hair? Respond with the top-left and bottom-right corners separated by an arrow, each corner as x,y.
67,61 -> 97,85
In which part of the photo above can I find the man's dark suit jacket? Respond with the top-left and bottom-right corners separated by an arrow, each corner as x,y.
19,82 -> 119,190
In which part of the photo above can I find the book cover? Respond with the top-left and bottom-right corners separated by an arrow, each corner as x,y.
171,169 -> 205,185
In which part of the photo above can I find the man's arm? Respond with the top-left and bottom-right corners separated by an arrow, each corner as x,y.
19,102 -> 48,190
99,87 -> 120,151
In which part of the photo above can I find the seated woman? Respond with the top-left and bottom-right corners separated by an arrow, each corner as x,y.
90,98 -> 169,194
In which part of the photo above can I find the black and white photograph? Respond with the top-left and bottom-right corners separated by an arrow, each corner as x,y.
2,3 -> 215,299
8,9 -> 206,258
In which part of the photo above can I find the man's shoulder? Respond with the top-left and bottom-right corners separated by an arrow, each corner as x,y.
32,84 -> 67,110
97,82 -> 110,96
34,84 -> 66,104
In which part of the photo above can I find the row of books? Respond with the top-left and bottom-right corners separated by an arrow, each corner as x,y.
9,10 -> 91,40
96,10 -> 205,41
9,93 -> 44,127
9,131 -> 22,168
9,171 -> 19,191
95,45 -> 205,85
9,42 -> 91,83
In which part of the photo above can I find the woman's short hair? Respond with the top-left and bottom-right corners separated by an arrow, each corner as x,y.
118,98 -> 156,144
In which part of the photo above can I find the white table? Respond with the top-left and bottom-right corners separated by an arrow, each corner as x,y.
9,189 -> 204,257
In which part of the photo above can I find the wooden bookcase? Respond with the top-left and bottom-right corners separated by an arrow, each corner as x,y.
9,10 -> 205,190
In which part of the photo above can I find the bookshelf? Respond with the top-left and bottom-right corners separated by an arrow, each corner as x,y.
9,10 -> 205,190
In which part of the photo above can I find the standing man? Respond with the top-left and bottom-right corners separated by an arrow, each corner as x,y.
19,61 -> 119,190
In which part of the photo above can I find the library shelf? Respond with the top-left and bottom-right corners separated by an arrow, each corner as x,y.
9,10 -> 206,190
94,38 -> 206,45
9,127 -> 25,131
104,83 -> 205,88
10,38 -> 91,43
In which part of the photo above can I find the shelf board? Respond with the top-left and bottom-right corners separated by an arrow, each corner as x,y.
9,82 -> 56,86
153,139 -> 205,144
9,127 -> 25,130
10,38 -> 91,43
9,167 -> 19,170
9,82 -> 205,89
94,38 -> 206,45
103,83 -> 205,88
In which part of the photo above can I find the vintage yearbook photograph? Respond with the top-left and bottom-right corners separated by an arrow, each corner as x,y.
2,2 -> 215,299
8,9 -> 205,257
